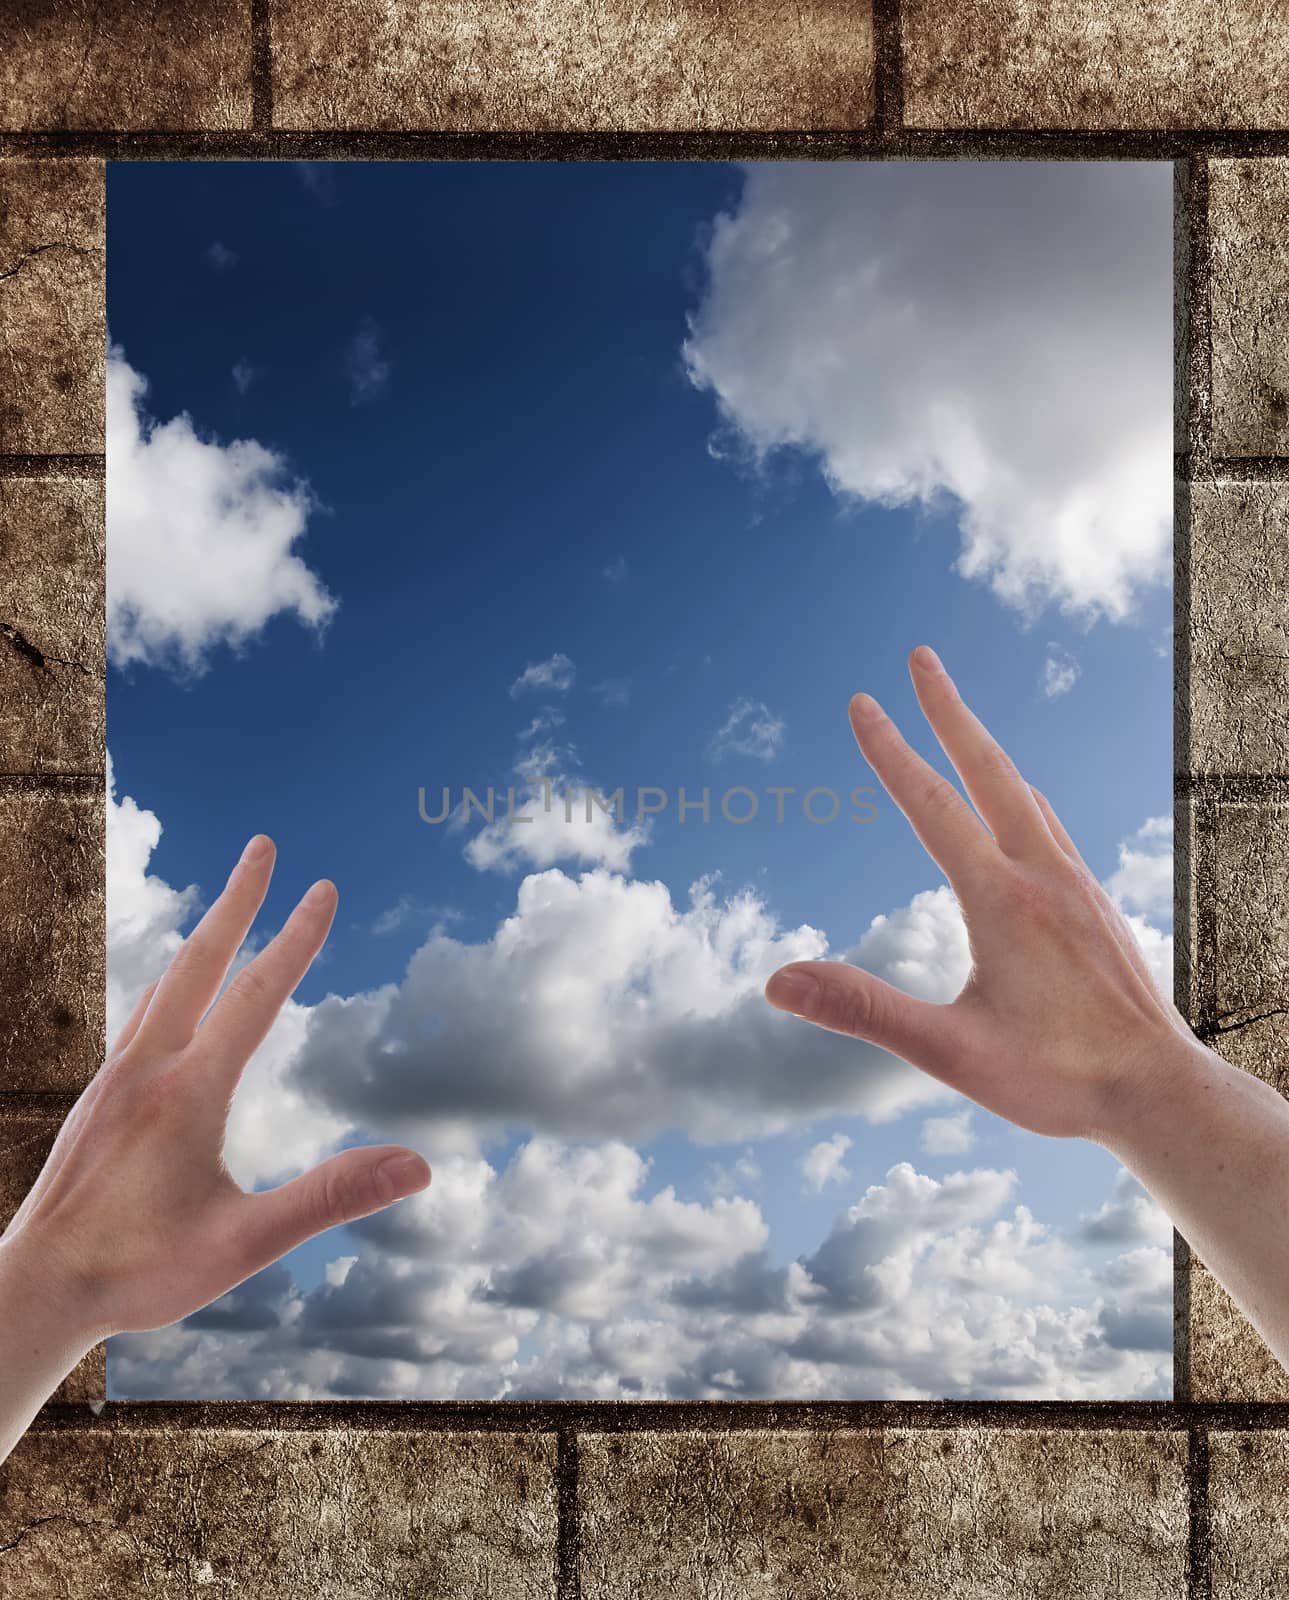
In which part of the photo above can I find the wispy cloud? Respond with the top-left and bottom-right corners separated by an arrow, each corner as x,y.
603,554 -> 629,584
1042,645 -> 1080,699
592,677 -> 632,708
294,163 -> 337,205
708,698 -> 785,762
207,240 -> 238,270
231,359 -> 259,395
920,1109 -> 976,1156
510,652 -> 576,698
802,1134 -> 852,1192
346,317 -> 391,405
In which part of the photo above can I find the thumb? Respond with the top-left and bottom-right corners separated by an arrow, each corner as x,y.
242,1145 -> 431,1267
765,961 -> 959,1078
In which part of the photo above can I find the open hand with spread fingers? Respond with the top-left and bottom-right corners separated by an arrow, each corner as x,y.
0,839 -> 430,1461
764,645 -> 1289,1379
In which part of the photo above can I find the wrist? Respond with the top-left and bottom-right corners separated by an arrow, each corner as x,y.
1088,1027 -> 1233,1159
0,1224 -> 107,1357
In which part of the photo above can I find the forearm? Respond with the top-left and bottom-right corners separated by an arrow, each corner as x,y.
0,1232 -> 99,1465
1097,1034 -> 1289,1372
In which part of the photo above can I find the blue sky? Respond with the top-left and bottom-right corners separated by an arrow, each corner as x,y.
105,160 -> 1176,1400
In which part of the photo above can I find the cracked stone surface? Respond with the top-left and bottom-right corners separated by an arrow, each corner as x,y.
0,161 -> 104,456
0,785 -> 103,1092
0,2 -> 251,130
1211,160 -> 1289,458
271,0 -> 873,131
578,1428 -> 1188,1597
1184,483 -> 1289,775
0,478 -> 104,774
1188,1260 -> 1289,1402
1210,1430 -> 1289,1599
902,0 -> 1289,128
0,1423 -> 557,1596
0,1113 -> 103,1401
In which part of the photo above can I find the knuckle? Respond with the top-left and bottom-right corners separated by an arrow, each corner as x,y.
820,972 -> 879,1040
227,961 -> 274,1008
317,1163 -> 383,1229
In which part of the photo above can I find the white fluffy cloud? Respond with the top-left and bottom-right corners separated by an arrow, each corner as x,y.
684,162 -> 1172,623
288,871 -> 963,1149
106,346 -> 336,673
105,765 -> 1174,1399
112,1151 -> 1172,1402
1107,815 -> 1173,923
802,1134 -> 853,1192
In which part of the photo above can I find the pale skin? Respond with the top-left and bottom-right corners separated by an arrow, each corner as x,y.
1,649 -> 1285,1467
765,646 -> 1289,1379
0,837 -> 431,1463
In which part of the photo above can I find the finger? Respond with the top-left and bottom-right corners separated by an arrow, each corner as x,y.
137,836 -> 277,1053
765,959 -> 969,1088
848,692 -> 998,893
1028,783 -> 1169,999
234,1145 -> 431,1270
192,879 -> 338,1098
909,646 -> 1057,862
1028,784 -> 1091,871
108,978 -> 160,1058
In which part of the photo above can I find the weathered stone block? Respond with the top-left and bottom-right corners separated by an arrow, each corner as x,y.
902,0 -> 1289,130
578,1427 -> 1188,1597
1184,484 -> 1289,776
0,784 -> 104,1091
0,478 -> 104,774
271,0 -> 873,131
0,3 -> 251,130
1211,797 -> 1289,1032
1211,160 -> 1289,459
1188,1260 -> 1289,1403
1210,1429 -> 1289,1600
0,160 -> 104,457
0,1423 -> 557,1596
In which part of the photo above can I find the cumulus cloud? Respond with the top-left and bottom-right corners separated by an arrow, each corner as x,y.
461,696 -> 649,876
684,162 -> 1172,623
105,768 -> 1173,1401
1106,815 -> 1173,923
510,653 -> 576,697
112,1152 -> 1171,1402
708,698 -> 786,762
1077,1169 -> 1172,1248
288,872 -> 963,1150
919,1108 -> 976,1156
802,1134 -> 853,1192
106,346 -> 336,674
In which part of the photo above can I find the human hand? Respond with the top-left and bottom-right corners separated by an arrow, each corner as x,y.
0,837 -> 430,1343
765,646 -> 1195,1146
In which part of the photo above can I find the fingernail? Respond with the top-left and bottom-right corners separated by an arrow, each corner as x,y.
241,834 -> 273,863
301,878 -> 336,909
377,1152 -> 431,1197
912,645 -> 944,673
850,693 -> 884,723
766,969 -> 818,1015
